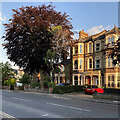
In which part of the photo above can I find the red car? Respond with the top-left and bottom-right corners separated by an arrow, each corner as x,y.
85,85 -> 104,94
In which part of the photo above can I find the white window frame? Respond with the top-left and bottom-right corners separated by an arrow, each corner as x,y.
74,60 -> 78,70
107,57 -> 114,67
89,58 -> 92,69
89,43 -> 92,53
79,59 -> 82,69
108,75 -> 115,88
80,44 -> 82,53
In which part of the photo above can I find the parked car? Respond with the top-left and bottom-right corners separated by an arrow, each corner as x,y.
57,83 -> 70,86
85,85 -> 104,94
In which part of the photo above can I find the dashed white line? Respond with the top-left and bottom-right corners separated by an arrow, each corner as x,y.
42,114 -> 48,117
11,97 -> 32,102
53,96 -> 71,100
113,101 -> 119,103
46,102 -> 91,112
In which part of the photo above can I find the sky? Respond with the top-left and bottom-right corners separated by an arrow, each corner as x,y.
0,1 -> 118,69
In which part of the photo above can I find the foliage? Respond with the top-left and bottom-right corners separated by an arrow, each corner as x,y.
48,82 -> 56,88
2,4 -> 73,75
52,85 -> 85,94
31,82 -> 40,88
110,38 -> 120,65
44,76 -> 51,83
19,74 -> 31,85
44,49 -> 59,81
104,88 -> 120,95
48,25 -> 73,61
4,78 -> 16,86
0,62 -> 15,85
106,38 -> 120,65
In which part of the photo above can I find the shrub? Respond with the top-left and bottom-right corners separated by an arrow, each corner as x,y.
31,82 -> 40,88
48,82 -> 56,88
44,76 -> 51,82
52,85 -> 84,94
104,88 -> 120,95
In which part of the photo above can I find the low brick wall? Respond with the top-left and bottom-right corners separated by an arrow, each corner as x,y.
93,94 -> 120,101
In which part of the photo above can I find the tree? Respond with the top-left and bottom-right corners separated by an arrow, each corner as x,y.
48,25 -> 73,61
106,38 -> 120,65
44,49 -> 59,82
0,62 -> 15,85
19,74 -> 31,85
4,78 -> 16,86
2,4 -> 73,75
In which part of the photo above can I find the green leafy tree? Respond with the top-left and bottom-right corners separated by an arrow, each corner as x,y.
0,62 -> 15,85
44,49 -> 59,82
19,74 -> 31,86
49,25 -> 73,61
109,38 -> 120,65
4,78 -> 16,86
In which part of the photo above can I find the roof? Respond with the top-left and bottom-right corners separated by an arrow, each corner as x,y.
105,26 -> 120,35
74,26 -> 120,44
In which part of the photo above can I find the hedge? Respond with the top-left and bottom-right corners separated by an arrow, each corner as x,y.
104,88 -> 120,95
52,85 -> 85,94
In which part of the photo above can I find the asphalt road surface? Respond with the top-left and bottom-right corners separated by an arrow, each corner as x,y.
1,90 -> 119,119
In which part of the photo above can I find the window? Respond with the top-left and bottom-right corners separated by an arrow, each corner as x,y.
96,60 -> 100,69
74,60 -> 78,69
108,57 -> 114,67
74,76 -> 78,85
80,44 -> 82,53
89,43 -> 92,53
80,76 -> 82,85
89,58 -> 92,68
75,45 -> 78,54
117,75 -> 120,88
85,44 -> 87,53
108,36 -> 115,46
108,75 -> 114,87
96,43 -> 100,51
80,59 -> 82,69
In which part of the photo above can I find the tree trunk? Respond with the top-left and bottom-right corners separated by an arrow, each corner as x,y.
39,70 -> 45,91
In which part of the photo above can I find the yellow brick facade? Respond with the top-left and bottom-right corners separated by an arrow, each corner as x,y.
72,26 -> 120,88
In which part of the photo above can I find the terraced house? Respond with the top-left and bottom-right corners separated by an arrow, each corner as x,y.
72,25 -> 120,88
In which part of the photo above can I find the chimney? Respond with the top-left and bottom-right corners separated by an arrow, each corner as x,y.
79,29 -> 88,39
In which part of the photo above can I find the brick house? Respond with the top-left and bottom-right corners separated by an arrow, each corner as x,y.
72,25 -> 120,88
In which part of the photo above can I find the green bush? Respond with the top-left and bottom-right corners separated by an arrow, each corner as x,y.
52,85 -> 85,94
48,82 -> 56,88
104,88 -> 120,95
44,76 -> 51,82
31,82 -> 40,88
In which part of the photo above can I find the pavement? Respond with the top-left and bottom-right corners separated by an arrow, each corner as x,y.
1,89 -> 120,119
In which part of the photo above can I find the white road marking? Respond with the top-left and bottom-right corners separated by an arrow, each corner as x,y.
47,102 -> 91,112
11,97 -> 32,102
53,96 -> 71,100
42,114 -> 48,117
113,101 -> 119,103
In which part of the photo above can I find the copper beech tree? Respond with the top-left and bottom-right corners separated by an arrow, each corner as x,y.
2,4 -> 73,76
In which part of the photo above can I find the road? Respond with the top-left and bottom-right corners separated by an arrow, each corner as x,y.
1,90 -> 119,119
